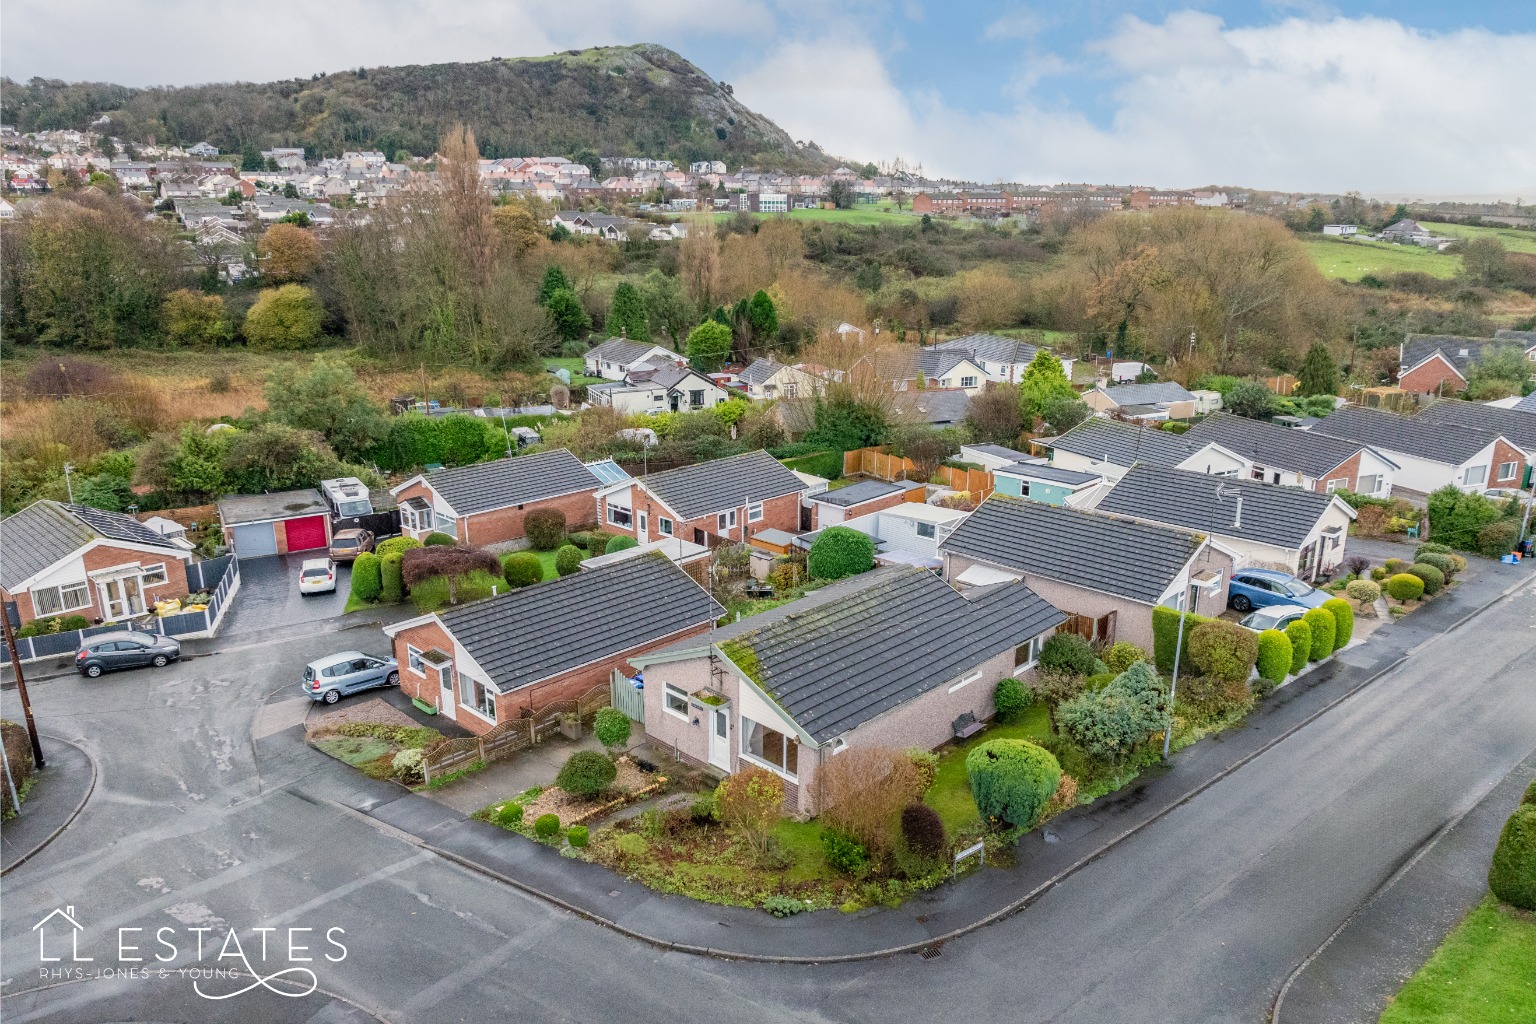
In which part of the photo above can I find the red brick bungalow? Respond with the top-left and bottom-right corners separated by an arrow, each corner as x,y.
389,449 -> 604,547
1397,333 -> 1536,395
0,501 -> 194,627
383,552 -> 723,734
598,450 -> 808,548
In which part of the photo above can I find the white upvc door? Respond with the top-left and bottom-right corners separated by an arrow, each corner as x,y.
708,706 -> 731,771
436,664 -> 456,722
99,576 -> 145,620
638,511 -> 649,543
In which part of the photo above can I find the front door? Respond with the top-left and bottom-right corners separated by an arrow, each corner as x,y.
101,576 -> 145,620
638,511 -> 648,543
709,706 -> 731,771
437,665 -> 456,721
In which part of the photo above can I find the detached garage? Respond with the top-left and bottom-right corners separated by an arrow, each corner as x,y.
218,490 -> 332,558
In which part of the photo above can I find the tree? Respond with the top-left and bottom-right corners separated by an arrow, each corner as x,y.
1039,396 -> 1090,433
1225,379 -> 1275,419
538,265 -> 573,306
1467,344 -> 1533,399
240,142 -> 264,172
641,270 -> 692,347
593,707 -> 632,751
545,288 -> 590,342
964,383 -> 1025,443
242,284 -> 323,349
677,213 -> 720,311
685,320 -> 733,372
570,148 -> 602,179
808,526 -> 875,580
888,423 -> 959,480
1056,661 -> 1170,763
608,282 -> 650,341
965,739 -> 1061,829
1460,237 -> 1510,288
1018,350 -> 1077,420
1296,343 -> 1339,397
257,223 -> 323,282
162,289 -> 229,347
714,765 -> 784,861
400,546 -> 504,605
817,747 -> 922,857
221,423 -> 342,493
263,359 -> 388,460
282,182 -> 300,199
746,289 -> 778,340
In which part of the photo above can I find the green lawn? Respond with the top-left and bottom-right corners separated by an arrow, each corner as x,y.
1304,236 -> 1461,281
501,546 -> 584,584
1422,221 -> 1536,256
1379,896 -> 1536,1023
543,357 -> 605,386
925,704 -> 1055,832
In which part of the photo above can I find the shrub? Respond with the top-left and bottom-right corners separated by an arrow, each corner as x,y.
555,751 -> 616,797
605,534 -> 639,555
408,570 -> 501,611
348,551 -> 382,602
1038,633 -> 1097,676
502,552 -> 542,588
1302,608 -> 1335,661
818,747 -> 922,856
1256,629 -> 1292,688
376,536 -> 423,558
1488,806 -> 1536,910
993,676 -> 1032,723
243,284 -> 323,349
1152,605 -> 1214,673
1383,557 -> 1408,574
567,825 -> 589,848
401,546 -> 504,589
965,739 -> 1061,829
1387,572 -> 1425,602
1177,675 -> 1255,722
1041,774 -> 1080,820
1284,620 -> 1312,674
1032,668 -> 1086,709
494,803 -> 524,827
1345,579 -> 1381,605
1056,662 -> 1170,763
907,749 -> 939,793
1323,597 -> 1354,650
900,802 -> 947,859
555,544 -> 584,576
1407,562 -> 1444,596
593,707 -> 632,750
1187,620 -> 1259,683
689,793 -> 717,824
715,766 -> 784,860
1414,541 -> 1452,558
534,813 -> 561,838
821,829 -> 870,875
1525,778 -> 1536,807
1447,553 -> 1468,574
1371,566 -> 1388,581
583,530 -> 612,553
424,531 -> 456,546
807,526 -> 875,580
1475,519 -> 1520,558
1101,641 -> 1149,675
762,895 -> 808,918
379,551 -> 405,603
391,747 -> 424,781
524,508 -> 567,550
1416,551 -> 1456,578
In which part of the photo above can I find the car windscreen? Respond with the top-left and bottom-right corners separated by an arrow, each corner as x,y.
301,566 -> 331,578
1283,580 -> 1316,598
338,501 -> 372,517
332,537 -> 360,548
1244,610 -> 1286,630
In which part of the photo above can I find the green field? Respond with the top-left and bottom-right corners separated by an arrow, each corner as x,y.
1379,896 -> 1536,1023
715,206 -> 943,228
1304,236 -> 1461,281
1422,221 -> 1536,256
543,357 -> 605,385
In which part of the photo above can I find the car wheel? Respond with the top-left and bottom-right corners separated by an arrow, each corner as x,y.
152,654 -> 169,668
85,664 -> 103,678
386,671 -> 400,686
1231,594 -> 1252,612
323,689 -> 341,704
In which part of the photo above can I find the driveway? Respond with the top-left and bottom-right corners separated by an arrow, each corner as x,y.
218,551 -> 351,637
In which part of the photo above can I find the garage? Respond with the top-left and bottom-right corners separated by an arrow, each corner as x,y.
283,515 -> 329,552
230,522 -> 279,558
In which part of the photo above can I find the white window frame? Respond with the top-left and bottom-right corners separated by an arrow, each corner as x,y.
140,563 -> 169,587
947,669 -> 983,694
747,502 -> 764,523
1497,461 -> 1518,482
32,579 -> 93,616
458,672 -> 497,722
1463,464 -> 1488,486
916,521 -> 937,539
1324,479 -> 1343,493
663,683 -> 690,720
1013,634 -> 1044,676
717,509 -> 738,532
606,501 -> 633,528
405,645 -> 425,674
657,516 -> 674,536
435,511 -> 457,534
739,715 -> 799,781
960,376 -> 978,388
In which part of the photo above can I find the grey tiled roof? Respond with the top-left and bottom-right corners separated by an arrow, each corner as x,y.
1097,381 -> 1196,406
1400,334 -> 1508,375
216,489 -> 328,525
738,358 -> 785,386
584,337 -> 660,366
1312,406 -> 1501,464
1183,412 -> 1369,478
639,450 -> 806,520
696,566 -> 1064,743
893,388 -> 971,425
1493,329 -> 1536,348
1,501 -> 178,589
1097,465 -> 1345,550
1513,392 -> 1536,414
439,552 -> 722,694
425,449 -> 601,517
1049,416 -> 1194,467
930,334 -> 1043,366
940,496 -> 1202,603
1417,400 -> 1536,454
994,463 -> 1101,486
810,479 -> 906,507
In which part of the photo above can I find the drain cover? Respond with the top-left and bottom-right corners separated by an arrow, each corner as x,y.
920,944 -> 943,959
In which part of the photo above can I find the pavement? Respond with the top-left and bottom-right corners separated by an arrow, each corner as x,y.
1273,750 -> 1536,1024
216,552 -> 353,637
0,736 -> 94,874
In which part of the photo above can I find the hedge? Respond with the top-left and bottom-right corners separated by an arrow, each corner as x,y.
1302,608 -> 1335,662
993,676 -> 1032,723
424,531 -> 457,546
525,509 -> 567,551
1187,620 -> 1259,682
380,551 -> 405,603
1151,605 -> 1214,673
1284,620 -> 1312,675
1256,629 -> 1292,688
409,569 -> 500,612
1323,597 -> 1354,650
605,535 -> 639,555
1039,633 -> 1097,676
349,552 -> 382,602
807,526 -> 875,580
502,552 -> 542,588
376,536 -> 424,558
1344,579 -> 1381,605
1102,641 -> 1148,675
1407,562 -> 1444,596
965,739 -> 1061,830
1415,551 -> 1456,579
1488,805 -> 1536,910
555,544 -> 584,576
1387,572 -> 1425,602
778,450 -> 844,481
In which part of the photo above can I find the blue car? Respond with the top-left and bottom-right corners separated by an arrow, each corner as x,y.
1226,568 -> 1329,614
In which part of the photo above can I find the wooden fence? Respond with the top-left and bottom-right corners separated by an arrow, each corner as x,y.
842,447 -> 994,498
420,682 -> 612,782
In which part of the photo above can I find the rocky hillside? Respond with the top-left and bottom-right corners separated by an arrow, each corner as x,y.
3,44 -> 835,171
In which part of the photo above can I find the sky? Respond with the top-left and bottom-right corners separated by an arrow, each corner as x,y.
5,1 -> 1536,198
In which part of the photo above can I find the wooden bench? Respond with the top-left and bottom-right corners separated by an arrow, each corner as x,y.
952,712 -> 985,740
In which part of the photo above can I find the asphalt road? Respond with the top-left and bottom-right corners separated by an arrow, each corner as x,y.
2,574 -> 1533,1023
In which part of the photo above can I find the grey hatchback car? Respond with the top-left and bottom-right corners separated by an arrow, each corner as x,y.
76,631 -> 182,677
302,651 -> 400,704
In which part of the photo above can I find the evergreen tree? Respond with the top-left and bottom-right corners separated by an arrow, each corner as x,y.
747,290 -> 778,340
538,265 -> 573,306
608,282 -> 650,341
545,288 -> 591,342
1296,343 -> 1340,397
1018,351 -> 1077,420
685,321 -> 734,373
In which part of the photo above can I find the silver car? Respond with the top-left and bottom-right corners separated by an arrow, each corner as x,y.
302,651 -> 400,704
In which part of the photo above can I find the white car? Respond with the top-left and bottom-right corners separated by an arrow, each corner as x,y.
1236,603 -> 1312,633
298,558 -> 337,595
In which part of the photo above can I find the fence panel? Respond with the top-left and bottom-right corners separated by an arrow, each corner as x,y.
609,672 -> 645,723
190,554 -> 235,592
158,609 -> 210,636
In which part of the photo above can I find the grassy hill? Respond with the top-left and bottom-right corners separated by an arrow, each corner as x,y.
1422,221 -> 1536,255
2,44 -> 835,171
1303,235 -> 1461,281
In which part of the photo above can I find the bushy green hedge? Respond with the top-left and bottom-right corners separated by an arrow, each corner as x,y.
605,534 -> 639,554
555,750 -> 615,797
376,536 -> 424,558
534,813 -> 561,838
1302,608 -> 1335,662
1039,633 -> 1097,676
1407,562 -> 1444,595
524,509 -> 567,551
993,676 -> 1032,723
349,552 -> 382,602
965,739 -> 1061,830
807,526 -> 875,580
369,413 -> 522,472
1284,620 -> 1312,675
1387,572 -> 1425,602
380,551 -> 405,603
1323,597 -> 1354,650
555,544 -> 584,576
1187,620 -> 1259,682
424,531 -> 457,546
16,614 -> 91,638
1488,806 -> 1536,910
409,569 -> 501,612
1102,641 -> 1149,675
1256,629 -> 1292,688
502,552 -> 542,588
1151,605 -> 1214,673
1415,551 -> 1456,579
1345,579 -> 1381,605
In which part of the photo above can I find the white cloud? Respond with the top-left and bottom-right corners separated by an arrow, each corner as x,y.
984,7 -> 1051,42
740,13 -> 1536,196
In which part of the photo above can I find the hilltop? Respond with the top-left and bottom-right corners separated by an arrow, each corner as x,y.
2,44 -> 836,171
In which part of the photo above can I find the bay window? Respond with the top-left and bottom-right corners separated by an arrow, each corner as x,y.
741,715 -> 798,779
458,673 -> 497,721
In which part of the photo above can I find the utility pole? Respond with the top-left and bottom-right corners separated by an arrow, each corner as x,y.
1,606 -> 46,770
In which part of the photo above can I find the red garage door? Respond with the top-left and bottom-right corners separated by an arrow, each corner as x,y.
284,515 -> 329,552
